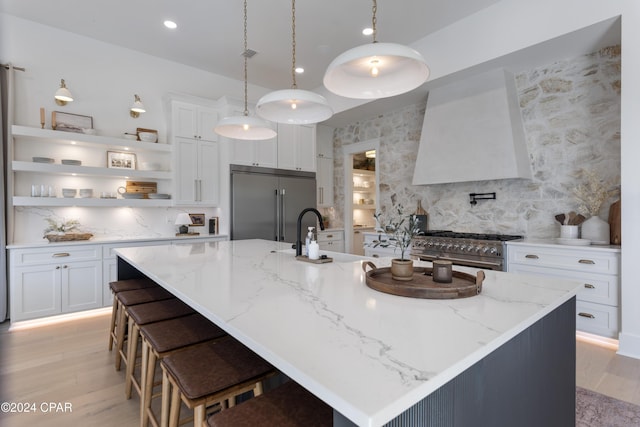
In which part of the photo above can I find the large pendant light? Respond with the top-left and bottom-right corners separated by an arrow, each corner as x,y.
256,0 -> 333,124
323,0 -> 430,99
215,0 -> 277,140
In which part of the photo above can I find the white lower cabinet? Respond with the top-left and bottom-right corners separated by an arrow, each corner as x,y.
317,230 -> 344,253
506,241 -> 621,338
10,245 -> 102,321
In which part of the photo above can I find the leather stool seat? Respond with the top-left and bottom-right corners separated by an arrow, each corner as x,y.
161,337 -> 276,427
113,287 -> 175,371
139,313 -> 228,427
206,380 -> 332,427
124,299 -> 196,399
108,278 -> 159,352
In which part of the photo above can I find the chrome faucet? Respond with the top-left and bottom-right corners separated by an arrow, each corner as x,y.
296,208 -> 325,256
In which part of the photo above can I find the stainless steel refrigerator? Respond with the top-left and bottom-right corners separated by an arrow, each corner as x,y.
231,165 -> 317,243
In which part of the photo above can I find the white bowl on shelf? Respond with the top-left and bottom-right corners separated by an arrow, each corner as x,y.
138,132 -> 157,143
62,188 -> 77,198
123,134 -> 138,141
79,189 -> 93,198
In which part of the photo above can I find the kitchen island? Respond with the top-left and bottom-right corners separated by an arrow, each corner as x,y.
115,239 -> 581,427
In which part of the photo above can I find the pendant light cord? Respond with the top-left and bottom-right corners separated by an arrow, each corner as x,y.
291,0 -> 297,89
372,0 -> 378,43
243,0 -> 249,116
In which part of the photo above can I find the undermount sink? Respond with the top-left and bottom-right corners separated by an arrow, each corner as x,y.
277,248 -> 363,263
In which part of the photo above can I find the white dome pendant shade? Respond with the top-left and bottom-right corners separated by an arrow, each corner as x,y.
255,0 -> 333,124
215,115 -> 276,140
214,0 -> 277,140
256,89 -> 333,124
323,42 -> 430,99
323,0 -> 429,99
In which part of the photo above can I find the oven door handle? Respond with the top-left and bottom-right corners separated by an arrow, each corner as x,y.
415,254 -> 502,270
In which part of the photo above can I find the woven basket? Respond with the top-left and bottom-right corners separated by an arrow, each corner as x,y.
45,233 -> 93,242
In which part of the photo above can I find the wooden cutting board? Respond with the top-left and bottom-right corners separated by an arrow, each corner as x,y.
125,181 -> 157,199
608,199 -> 621,245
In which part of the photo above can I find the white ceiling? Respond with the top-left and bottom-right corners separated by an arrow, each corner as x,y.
0,0 -> 621,127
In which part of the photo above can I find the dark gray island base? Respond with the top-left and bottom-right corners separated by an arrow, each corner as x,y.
335,298 -> 576,427
116,244 -> 577,427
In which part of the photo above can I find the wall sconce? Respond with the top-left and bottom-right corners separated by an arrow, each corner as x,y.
54,79 -> 73,106
130,94 -> 146,118
175,213 -> 192,235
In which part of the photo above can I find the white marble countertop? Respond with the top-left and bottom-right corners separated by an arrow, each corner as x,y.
6,233 -> 228,250
115,239 -> 581,427
506,238 -> 621,252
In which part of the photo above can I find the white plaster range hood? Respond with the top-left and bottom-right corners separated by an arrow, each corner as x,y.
412,68 -> 532,185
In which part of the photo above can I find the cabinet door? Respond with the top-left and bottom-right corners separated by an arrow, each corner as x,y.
173,102 -> 198,139
317,157 -> 334,207
175,138 -> 199,204
255,139 -> 278,168
103,259 -> 118,307
197,106 -> 220,142
353,230 -> 365,256
277,124 -> 297,170
296,124 -> 316,172
231,140 -> 258,166
11,265 -> 62,321
62,260 -> 103,313
198,141 -> 220,205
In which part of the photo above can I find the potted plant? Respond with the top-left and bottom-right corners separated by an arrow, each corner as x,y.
371,204 -> 422,281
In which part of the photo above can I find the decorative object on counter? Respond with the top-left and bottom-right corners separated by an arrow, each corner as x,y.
136,127 -> 158,142
52,111 -> 92,133
415,200 -> 428,233
107,151 -> 136,170
209,217 -> 219,234
188,213 -> 205,226
40,107 -> 45,128
256,0 -> 333,124
129,94 -> 145,118
573,170 -> 619,245
175,212 -> 195,235
54,78 -> 73,106
214,0 -> 277,140
372,204 -> 421,281
559,225 -> 579,239
469,192 -> 496,206
43,218 -> 93,242
323,0 -> 429,100
308,240 -> 320,260
608,199 -> 621,245
363,262 -> 485,299
432,260 -> 453,283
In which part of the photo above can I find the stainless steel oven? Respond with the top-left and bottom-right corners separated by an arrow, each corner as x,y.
410,231 -> 523,271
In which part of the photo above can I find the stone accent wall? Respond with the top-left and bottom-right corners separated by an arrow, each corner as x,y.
332,46 -> 621,238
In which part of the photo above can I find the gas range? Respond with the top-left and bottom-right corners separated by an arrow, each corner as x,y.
411,231 -> 523,271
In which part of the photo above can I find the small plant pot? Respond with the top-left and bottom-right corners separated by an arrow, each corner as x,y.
391,258 -> 414,281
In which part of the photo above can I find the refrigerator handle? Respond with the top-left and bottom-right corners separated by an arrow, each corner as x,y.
274,189 -> 280,241
281,188 -> 286,241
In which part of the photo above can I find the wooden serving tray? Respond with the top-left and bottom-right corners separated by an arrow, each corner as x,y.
362,261 -> 485,299
296,255 -> 333,264
45,233 -> 93,242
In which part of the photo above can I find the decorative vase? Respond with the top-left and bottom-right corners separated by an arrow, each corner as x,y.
581,216 -> 610,245
391,259 -> 414,281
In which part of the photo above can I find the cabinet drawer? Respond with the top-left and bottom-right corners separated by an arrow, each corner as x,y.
508,246 -> 619,275
507,264 -> 619,307
576,301 -> 619,339
317,231 -> 344,244
12,245 -> 101,266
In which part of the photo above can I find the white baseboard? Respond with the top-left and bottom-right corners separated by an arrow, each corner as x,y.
617,331 -> 640,360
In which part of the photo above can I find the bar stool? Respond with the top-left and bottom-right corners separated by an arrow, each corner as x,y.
139,313 -> 228,427
108,278 -> 158,351
124,298 -> 196,399
206,380 -> 332,427
113,286 -> 175,371
160,337 -> 277,427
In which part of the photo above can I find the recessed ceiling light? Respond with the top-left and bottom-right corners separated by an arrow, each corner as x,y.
295,67 -> 304,74
362,28 -> 374,36
164,20 -> 177,29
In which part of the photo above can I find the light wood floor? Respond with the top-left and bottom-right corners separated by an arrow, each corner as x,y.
1,311 -> 639,426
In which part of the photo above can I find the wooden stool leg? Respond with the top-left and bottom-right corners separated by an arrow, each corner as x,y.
115,302 -> 127,371
160,369 -> 171,427
142,349 -> 158,427
193,404 -> 206,427
168,380 -> 181,427
108,295 -> 118,350
254,381 -> 264,397
140,341 -> 150,427
125,318 -> 140,399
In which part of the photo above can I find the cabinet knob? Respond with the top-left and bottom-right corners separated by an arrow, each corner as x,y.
372,254 -> 379,258
63,265 -> 68,269
584,283 -> 596,289
578,312 -> 595,319
56,266 -> 61,270
524,254 -> 539,259
578,259 -> 595,265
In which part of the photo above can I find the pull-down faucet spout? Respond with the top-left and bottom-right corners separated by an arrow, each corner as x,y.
296,208 -> 325,256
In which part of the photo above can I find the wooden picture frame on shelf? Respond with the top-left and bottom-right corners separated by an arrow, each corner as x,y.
107,151 -> 137,170
209,217 -> 219,235
188,213 -> 205,227
52,111 -> 93,133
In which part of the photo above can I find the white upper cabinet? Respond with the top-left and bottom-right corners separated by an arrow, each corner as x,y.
231,138 -> 278,169
174,138 -> 220,206
277,123 -> 316,172
172,101 -> 220,142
